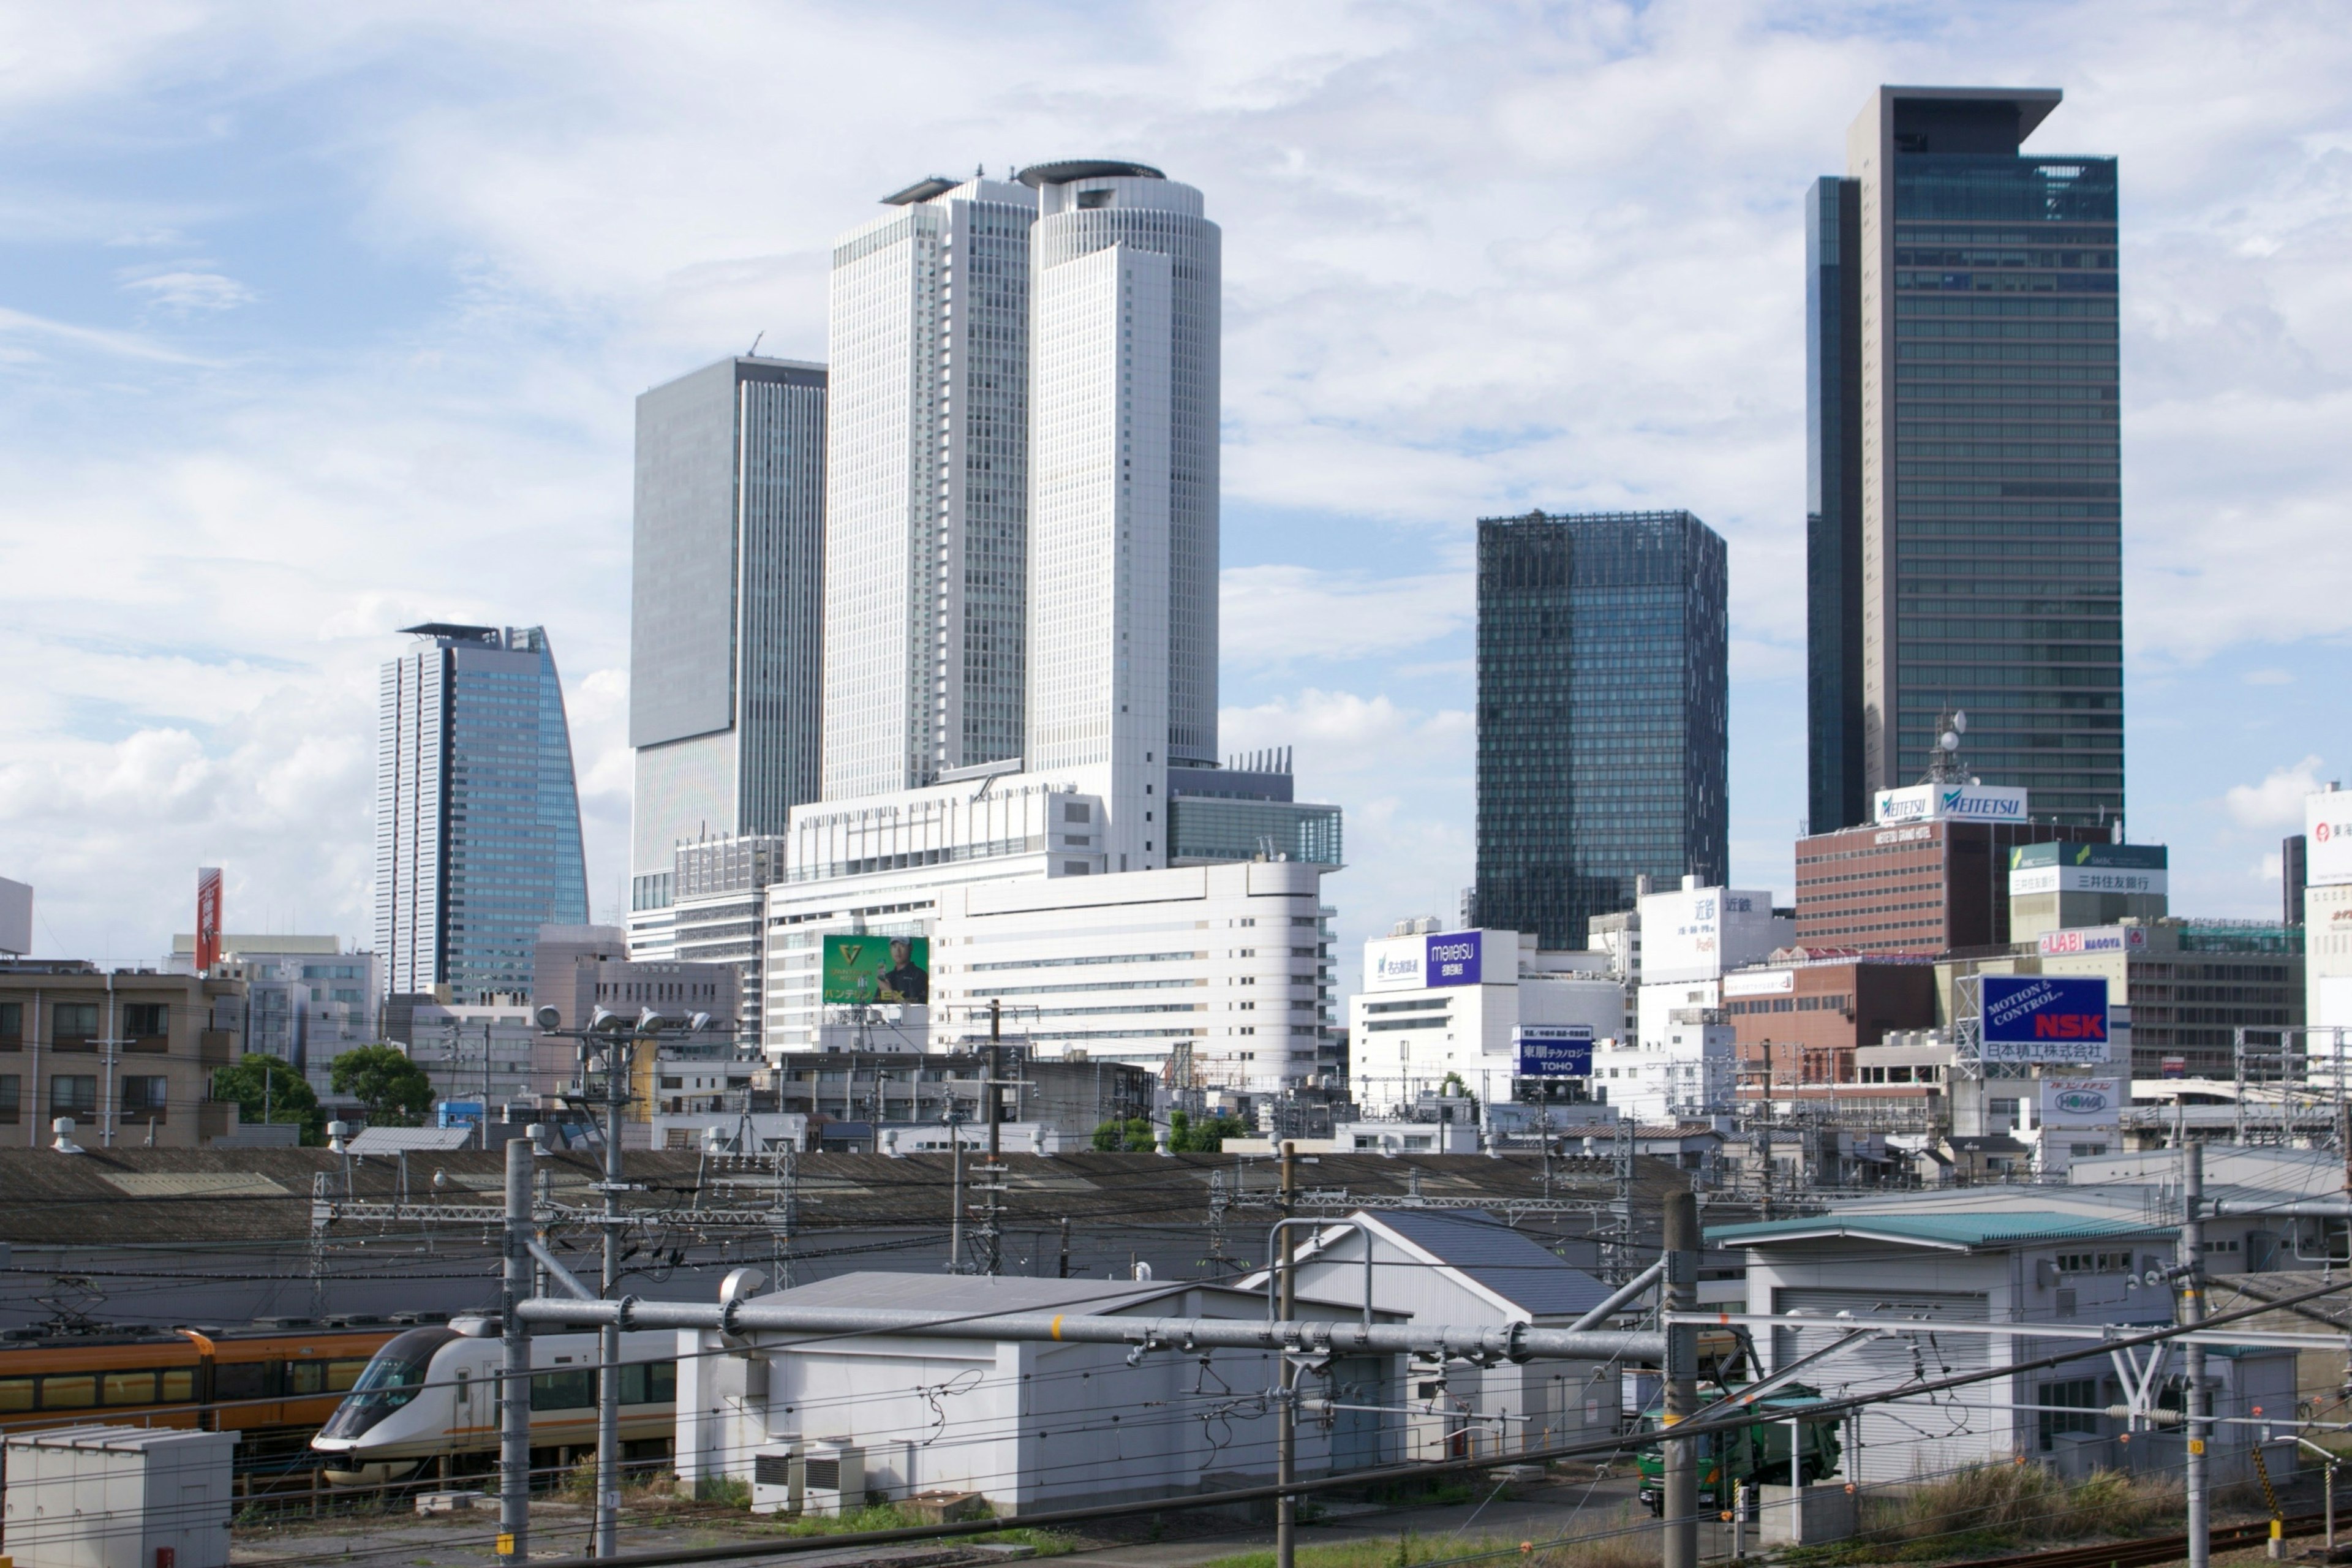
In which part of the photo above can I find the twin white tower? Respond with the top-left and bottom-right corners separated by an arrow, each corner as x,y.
823,160 -> 1219,871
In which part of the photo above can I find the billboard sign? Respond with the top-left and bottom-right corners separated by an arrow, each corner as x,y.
0,875 -> 29,958
2036,926 -> 2150,957
1874,783 -> 2030,826
2309,791 -> 2352,887
2038,1077 -> 2122,1129
2160,1056 -> 2187,1080
195,867 -> 224,973
822,934 -> 930,1005
1424,932 -> 1482,987
1366,935 -> 1427,991
1980,974 -> 2109,1063
1515,1025 -> 1594,1078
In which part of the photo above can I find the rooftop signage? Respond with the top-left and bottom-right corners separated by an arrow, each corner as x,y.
1872,783 -> 2029,826
1365,930 -> 1489,992
1979,974 -> 2109,1064
1515,1025 -> 1594,1078
2310,790 -> 2352,888
2037,926 -> 2150,957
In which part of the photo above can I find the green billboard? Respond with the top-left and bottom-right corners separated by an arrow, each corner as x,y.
822,934 -> 930,1005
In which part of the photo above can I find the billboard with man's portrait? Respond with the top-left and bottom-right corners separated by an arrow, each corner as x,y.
823,934 -> 930,1005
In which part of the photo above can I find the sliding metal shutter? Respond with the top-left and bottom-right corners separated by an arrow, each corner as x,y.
1770,1286 -> 2006,1485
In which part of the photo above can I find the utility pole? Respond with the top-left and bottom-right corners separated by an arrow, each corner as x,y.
2184,1140 -> 2209,1568
979,1000 -> 1005,1276
593,1023 -> 644,1558
1276,1139 -> 1299,1568
946,1096 -> 967,1273
1662,1189 -> 1700,1568
499,1133 -> 533,1564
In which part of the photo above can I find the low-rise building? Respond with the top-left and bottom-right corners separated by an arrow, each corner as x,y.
166,933 -> 380,1096
0,961 -> 246,1148
1348,926 -> 1623,1114
674,1273 -> 1400,1514
2006,842 -> 2168,945
1634,880 -> 1792,1048
383,997 -> 541,1112
1723,953 -> 1937,1090
764,1049 -> 1153,1149
1242,1208 -> 1619,1461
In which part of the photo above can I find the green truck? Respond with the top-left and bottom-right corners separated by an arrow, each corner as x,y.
1632,1385 -> 1844,1516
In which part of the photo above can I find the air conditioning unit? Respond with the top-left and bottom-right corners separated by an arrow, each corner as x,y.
749,1442 -> 801,1515
801,1441 -> 864,1517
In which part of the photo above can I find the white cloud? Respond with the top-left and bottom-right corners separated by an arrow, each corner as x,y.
1220,566 -> 1468,669
2224,755 -> 2326,830
118,265 -> 255,311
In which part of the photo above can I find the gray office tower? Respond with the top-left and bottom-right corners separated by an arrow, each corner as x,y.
376,624 -> 590,1000
1473,511 -> 1728,949
1807,86 -> 2124,831
629,357 -> 826,915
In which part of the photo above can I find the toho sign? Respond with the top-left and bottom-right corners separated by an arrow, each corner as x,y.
1873,783 -> 2030,826
1980,974 -> 2110,1063
1515,1025 -> 1594,1078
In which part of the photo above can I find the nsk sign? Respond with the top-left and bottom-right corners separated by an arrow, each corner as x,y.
1981,975 -> 2110,1058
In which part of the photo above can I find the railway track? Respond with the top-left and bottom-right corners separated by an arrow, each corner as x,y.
1951,1512 -> 2337,1568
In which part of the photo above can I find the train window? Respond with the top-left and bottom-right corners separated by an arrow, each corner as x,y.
213,1362 -> 273,1401
326,1360 -> 368,1393
41,1374 -> 96,1409
103,1371 -> 157,1404
617,1361 -> 677,1405
160,1370 -> 194,1403
286,1361 -> 325,1396
0,1378 -> 31,1411
530,1370 -> 595,1411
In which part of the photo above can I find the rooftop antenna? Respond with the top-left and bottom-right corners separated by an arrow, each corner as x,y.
747,331 -> 764,357
1920,705 -> 1969,785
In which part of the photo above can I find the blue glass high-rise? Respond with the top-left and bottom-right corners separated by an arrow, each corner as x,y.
376,624 -> 590,1001
1807,87 -> 2124,830
1474,511 -> 1728,948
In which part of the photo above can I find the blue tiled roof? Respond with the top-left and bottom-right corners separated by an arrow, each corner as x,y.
1366,1208 -> 1612,1317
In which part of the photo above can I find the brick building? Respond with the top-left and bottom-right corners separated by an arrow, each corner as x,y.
1722,956 -> 1939,1087
1794,819 -> 2112,954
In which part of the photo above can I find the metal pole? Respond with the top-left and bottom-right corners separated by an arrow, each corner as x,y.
500,1134 -> 533,1562
1277,1139 -> 1298,1568
2184,1140 -> 2209,1568
596,1035 -> 627,1558
1663,1189 -> 1700,1568
2327,1460 -> 2335,1554
984,1003 -> 1002,1276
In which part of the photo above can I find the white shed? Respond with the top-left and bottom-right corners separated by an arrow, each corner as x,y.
674,1273 -> 1403,1517
1242,1208 -> 1622,1462
2,1425 -> 239,1568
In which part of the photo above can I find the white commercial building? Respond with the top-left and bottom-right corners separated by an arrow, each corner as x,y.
930,860 -> 1330,1091
1634,880 -> 1790,1048
2307,785 -> 2352,1037
1348,927 -> 1622,1114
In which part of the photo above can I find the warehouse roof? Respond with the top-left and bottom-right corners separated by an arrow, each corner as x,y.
1708,1211 -> 2168,1253
1365,1209 -> 1613,1318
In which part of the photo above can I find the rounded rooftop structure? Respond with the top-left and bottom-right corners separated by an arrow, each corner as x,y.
1016,159 -> 1165,189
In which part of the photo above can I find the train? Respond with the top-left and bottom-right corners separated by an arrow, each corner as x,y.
0,1323 -> 403,1471
309,1317 -> 678,1485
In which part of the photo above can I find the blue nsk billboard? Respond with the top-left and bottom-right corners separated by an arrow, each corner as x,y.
1980,974 -> 2111,1064
1515,1026 -> 1594,1078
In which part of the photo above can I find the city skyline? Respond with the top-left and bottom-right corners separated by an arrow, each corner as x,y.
3,9 -> 2347,997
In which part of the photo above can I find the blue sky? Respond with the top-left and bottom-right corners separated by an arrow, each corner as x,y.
1,1 -> 2346,990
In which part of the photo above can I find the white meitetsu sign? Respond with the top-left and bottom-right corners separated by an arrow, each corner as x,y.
2310,790 -> 2352,888
1874,783 -> 2030,826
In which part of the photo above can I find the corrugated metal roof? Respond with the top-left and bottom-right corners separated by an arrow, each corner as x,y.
1707,1212 -> 2167,1251
1365,1208 -> 1611,1317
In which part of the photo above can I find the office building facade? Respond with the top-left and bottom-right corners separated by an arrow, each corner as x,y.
1474,510 -> 1727,949
1807,86 -> 2124,830
630,356 -> 827,916
375,624 -> 590,1001
823,176 -> 1036,799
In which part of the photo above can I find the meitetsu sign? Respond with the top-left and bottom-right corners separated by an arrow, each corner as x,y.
1873,783 -> 2030,826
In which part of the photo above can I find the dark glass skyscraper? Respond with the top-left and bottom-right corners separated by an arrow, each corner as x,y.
376,624 -> 591,1001
1808,87 -> 2124,830
628,356 -> 826,914
1474,511 -> 1728,948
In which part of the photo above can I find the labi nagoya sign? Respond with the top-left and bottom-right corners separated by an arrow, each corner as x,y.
1980,974 -> 2110,1064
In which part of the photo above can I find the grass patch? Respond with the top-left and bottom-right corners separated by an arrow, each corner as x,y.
755,1500 -> 1073,1555
1779,1464 -> 2182,1567
1198,1508 -> 1657,1568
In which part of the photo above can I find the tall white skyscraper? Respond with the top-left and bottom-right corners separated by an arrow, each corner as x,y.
823,175 -> 1036,799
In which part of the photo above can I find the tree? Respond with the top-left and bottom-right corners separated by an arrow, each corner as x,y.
1091,1117 -> 1157,1152
1168,1109 -> 1252,1153
211,1054 -> 325,1145
330,1044 -> 437,1128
